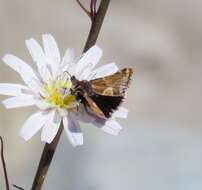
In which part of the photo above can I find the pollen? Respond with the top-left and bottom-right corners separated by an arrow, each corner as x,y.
44,79 -> 77,109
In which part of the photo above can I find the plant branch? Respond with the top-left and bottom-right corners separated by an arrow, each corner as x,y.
31,125 -> 63,190
76,0 -> 91,18
0,136 -> 9,190
84,0 -> 110,52
90,0 -> 97,18
13,184 -> 24,190
31,0 -> 111,189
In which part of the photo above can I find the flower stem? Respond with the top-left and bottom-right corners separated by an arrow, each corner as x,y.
31,126 -> 63,190
31,0 -> 111,189
0,136 -> 9,190
84,0 -> 110,52
76,0 -> 91,18
13,184 -> 24,190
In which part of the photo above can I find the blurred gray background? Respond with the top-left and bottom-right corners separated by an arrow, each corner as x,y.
0,0 -> 202,189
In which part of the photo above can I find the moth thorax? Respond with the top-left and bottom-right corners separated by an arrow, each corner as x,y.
80,81 -> 95,96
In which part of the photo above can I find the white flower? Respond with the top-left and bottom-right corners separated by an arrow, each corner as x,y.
0,34 -> 128,146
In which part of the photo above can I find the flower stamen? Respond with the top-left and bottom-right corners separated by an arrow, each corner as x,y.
44,78 -> 77,109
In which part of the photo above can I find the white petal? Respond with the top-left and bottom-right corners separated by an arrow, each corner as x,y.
2,54 -> 39,88
42,34 -> 60,77
0,83 -> 29,96
35,100 -> 53,110
57,108 -> 68,117
89,62 -> 119,80
67,63 -> 77,76
41,110 -> 61,143
25,38 -> 46,69
2,96 -> 35,109
63,115 -> 83,147
78,66 -> 91,81
75,45 -> 102,75
19,111 -> 47,141
42,34 -> 60,63
102,120 -> 122,136
39,64 -> 52,82
61,48 -> 75,69
113,107 -> 128,119
77,104 -> 96,123
2,54 -> 37,79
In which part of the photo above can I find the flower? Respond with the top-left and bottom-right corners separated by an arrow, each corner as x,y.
0,34 -> 128,146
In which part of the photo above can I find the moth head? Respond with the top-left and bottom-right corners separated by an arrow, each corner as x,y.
70,76 -> 78,86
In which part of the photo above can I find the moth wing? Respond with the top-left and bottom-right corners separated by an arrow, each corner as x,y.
90,68 -> 133,96
84,96 -> 106,119
90,95 -> 124,118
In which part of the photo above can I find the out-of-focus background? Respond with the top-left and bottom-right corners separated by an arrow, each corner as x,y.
0,0 -> 202,189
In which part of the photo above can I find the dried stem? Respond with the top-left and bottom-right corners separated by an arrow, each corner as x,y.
31,0 -> 111,189
31,125 -> 63,190
76,0 -> 91,18
90,0 -> 97,18
0,136 -> 9,190
13,184 -> 24,190
84,0 -> 110,52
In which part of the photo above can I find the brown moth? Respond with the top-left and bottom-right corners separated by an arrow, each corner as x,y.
70,68 -> 133,119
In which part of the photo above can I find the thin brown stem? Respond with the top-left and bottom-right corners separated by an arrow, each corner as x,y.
90,0 -> 97,18
31,125 -> 63,190
0,136 -> 9,190
13,184 -> 24,190
31,0 -> 111,189
76,0 -> 91,18
84,0 -> 110,52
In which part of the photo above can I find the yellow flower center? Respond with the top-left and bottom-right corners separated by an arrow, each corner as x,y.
45,79 -> 77,109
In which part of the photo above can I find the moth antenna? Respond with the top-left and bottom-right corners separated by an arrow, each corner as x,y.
61,71 -> 72,86
63,71 -> 71,78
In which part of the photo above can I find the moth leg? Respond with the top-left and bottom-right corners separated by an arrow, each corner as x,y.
76,104 -> 79,112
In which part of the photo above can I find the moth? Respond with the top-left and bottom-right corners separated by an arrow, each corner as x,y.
70,68 -> 133,120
